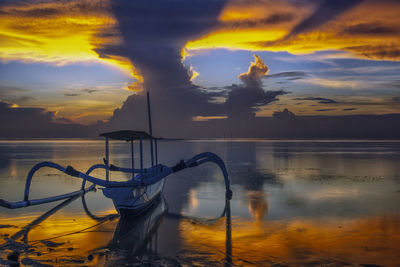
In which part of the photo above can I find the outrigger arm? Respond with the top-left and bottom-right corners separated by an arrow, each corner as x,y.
0,152 -> 232,209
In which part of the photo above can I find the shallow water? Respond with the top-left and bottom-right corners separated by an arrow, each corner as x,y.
0,139 -> 400,266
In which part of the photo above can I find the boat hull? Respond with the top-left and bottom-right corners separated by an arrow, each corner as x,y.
102,179 -> 165,215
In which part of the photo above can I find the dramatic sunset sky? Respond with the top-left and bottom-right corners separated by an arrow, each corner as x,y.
0,0 -> 399,137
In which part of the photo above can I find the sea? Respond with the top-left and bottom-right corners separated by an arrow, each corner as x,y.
0,139 -> 399,266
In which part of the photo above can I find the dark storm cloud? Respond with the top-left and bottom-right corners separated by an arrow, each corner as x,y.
225,84 -> 287,119
341,23 -> 398,35
0,101 -> 93,138
107,84 -> 225,132
102,0 -> 227,76
286,0 -> 364,38
98,0 -> 230,133
343,108 -> 357,111
294,97 -> 338,104
0,101 -> 49,122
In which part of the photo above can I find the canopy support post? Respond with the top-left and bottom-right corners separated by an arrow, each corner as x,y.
130,140 -> 134,179
147,92 -> 154,169
140,135 -> 143,177
105,137 -> 109,182
155,138 -> 158,166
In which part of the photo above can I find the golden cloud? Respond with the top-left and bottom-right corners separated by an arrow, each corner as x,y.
186,0 -> 400,61
2,0 -> 399,75
0,0 -> 134,71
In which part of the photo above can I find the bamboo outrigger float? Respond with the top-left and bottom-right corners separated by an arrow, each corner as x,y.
0,92 -> 232,215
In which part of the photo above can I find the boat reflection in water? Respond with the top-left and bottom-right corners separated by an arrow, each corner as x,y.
104,196 -> 168,264
101,196 -> 233,266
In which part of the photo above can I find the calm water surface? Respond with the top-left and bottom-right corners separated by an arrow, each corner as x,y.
0,139 -> 399,266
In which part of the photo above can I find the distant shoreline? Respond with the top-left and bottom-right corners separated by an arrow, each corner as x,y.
1,138 -> 399,142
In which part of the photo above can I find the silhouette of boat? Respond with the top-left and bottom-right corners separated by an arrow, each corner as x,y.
0,92 -> 232,215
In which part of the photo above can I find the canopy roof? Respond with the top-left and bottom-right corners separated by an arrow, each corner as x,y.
99,130 -> 153,141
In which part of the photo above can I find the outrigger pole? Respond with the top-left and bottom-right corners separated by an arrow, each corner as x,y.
105,137 -> 109,182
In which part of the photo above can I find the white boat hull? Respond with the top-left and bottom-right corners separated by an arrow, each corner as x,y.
102,179 -> 165,215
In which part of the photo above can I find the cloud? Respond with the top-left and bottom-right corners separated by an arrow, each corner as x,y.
344,45 -> 400,61
97,0 -> 229,133
0,85 -> 29,96
294,97 -> 338,104
83,89 -> 101,94
341,23 -> 398,35
219,13 -> 293,29
224,55 -> 288,119
263,71 -> 306,80
0,100 -> 93,137
387,80 -> 400,90
343,108 -> 357,111
102,17 -> 288,133
0,85 -> 35,103
101,0 -> 228,84
64,88 -> 103,97
303,77 -> 360,89
185,0 -> 400,62
284,0 -> 364,39
64,93 -> 80,97
10,7 -> 60,17
0,0 -> 121,67
14,96 -> 36,102
273,108 -> 295,120
238,54 -> 269,87
315,108 -> 337,112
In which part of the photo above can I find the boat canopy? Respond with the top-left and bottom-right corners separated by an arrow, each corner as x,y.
100,130 -> 153,141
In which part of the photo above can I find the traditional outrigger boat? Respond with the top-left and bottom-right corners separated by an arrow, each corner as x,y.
0,93 -> 232,215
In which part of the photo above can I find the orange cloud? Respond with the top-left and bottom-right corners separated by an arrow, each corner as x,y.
238,54 -> 269,87
0,0 -> 135,73
186,0 -> 400,61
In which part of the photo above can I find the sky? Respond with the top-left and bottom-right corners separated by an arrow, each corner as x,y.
0,0 -> 399,137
